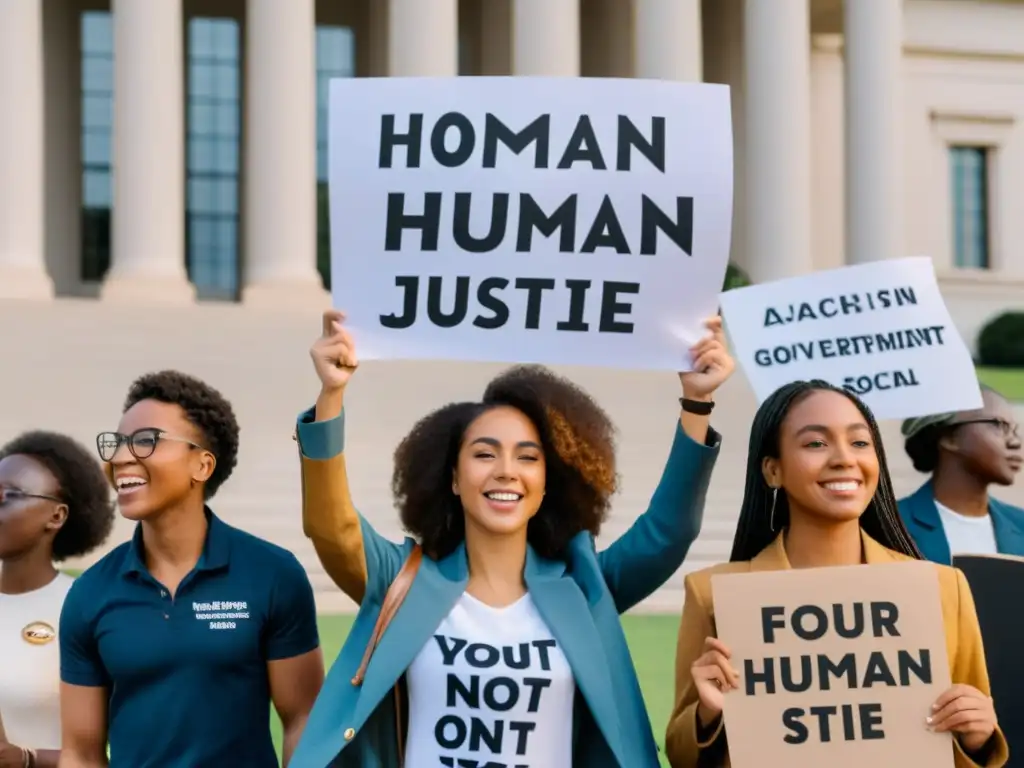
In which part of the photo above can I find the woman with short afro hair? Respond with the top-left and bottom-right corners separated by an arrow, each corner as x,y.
0,430 -> 114,767
58,370 -> 324,768
898,384 -> 1024,563
290,309 -> 735,768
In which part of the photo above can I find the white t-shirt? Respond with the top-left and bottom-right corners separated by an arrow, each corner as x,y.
0,572 -> 74,749
936,500 -> 999,556
404,592 -> 575,767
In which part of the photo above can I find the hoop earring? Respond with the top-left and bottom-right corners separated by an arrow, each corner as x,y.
769,487 -> 778,533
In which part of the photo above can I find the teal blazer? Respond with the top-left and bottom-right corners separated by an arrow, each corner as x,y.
288,407 -> 721,768
897,479 -> 1024,564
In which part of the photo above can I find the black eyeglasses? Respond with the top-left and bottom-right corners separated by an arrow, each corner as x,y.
0,487 -> 63,506
950,418 -> 1020,438
95,428 -> 206,463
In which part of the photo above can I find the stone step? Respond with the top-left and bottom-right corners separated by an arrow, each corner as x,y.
4,299 -> 1023,615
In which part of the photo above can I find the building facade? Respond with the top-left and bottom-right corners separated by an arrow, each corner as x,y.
3,1 -> 1024,610
2,0 -> 1024,348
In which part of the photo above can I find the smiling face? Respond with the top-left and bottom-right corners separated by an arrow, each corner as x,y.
942,389 -> 1023,486
763,389 -> 880,526
104,399 -> 215,521
453,406 -> 546,541
0,454 -> 67,560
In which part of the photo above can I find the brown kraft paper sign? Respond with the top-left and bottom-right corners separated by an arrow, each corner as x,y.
711,560 -> 954,768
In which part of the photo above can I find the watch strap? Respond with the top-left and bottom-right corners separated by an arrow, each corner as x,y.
680,397 -> 715,415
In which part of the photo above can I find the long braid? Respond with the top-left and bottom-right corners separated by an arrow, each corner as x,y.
730,379 -> 923,562
857,401 -> 923,559
730,382 -> 806,561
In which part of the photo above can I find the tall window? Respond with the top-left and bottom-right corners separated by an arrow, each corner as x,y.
950,146 -> 990,270
187,18 -> 241,301
315,26 -> 355,290
80,11 -> 114,282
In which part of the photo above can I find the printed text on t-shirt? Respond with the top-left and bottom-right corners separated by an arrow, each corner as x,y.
432,634 -> 559,768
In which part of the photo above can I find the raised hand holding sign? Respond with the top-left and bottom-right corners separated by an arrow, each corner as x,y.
680,316 -> 735,401
311,309 -> 359,421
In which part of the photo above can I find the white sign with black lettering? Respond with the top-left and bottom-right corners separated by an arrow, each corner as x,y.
718,257 -> 983,420
328,76 -> 733,371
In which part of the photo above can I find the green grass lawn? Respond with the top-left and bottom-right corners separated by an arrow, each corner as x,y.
271,613 -> 681,766
976,366 -> 1024,402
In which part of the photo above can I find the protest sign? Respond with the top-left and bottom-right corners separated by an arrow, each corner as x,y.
718,257 -> 982,420
953,553 -> 1024,764
328,76 -> 733,370
711,561 -> 953,768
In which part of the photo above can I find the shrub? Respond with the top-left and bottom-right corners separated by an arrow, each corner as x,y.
977,312 -> 1024,367
723,263 -> 751,291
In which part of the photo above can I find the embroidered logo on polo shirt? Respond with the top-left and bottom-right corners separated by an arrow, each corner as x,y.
21,621 -> 56,645
192,600 -> 250,630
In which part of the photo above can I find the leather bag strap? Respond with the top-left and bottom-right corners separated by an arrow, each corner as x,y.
350,544 -> 423,687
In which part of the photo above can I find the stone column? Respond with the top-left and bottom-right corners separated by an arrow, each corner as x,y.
634,0 -> 702,81
844,0 -> 904,264
388,0 -> 458,76
512,0 -> 579,76
0,0 -> 53,299
243,0 -> 326,306
43,0 -> 83,296
744,0 -> 813,282
102,0 -> 194,302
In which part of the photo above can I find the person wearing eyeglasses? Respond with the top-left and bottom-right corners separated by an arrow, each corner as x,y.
0,431 -> 114,768
898,385 -> 1024,563
56,371 -> 325,768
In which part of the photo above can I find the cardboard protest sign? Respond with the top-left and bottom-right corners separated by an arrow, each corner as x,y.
328,76 -> 733,371
953,553 -> 1024,765
711,561 -> 953,768
718,256 -> 982,420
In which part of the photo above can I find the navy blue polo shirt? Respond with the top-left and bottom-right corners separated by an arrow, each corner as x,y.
59,509 -> 319,767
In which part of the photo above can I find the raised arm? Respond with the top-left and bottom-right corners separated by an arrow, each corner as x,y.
597,317 -> 732,612
300,310 -> 405,605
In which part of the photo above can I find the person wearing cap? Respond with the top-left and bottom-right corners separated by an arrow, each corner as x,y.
898,385 -> 1024,564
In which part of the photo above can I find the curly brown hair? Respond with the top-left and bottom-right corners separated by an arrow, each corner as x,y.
392,365 -> 618,560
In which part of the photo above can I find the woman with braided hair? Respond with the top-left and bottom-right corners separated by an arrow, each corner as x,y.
665,379 -> 1007,768
290,308 -> 734,767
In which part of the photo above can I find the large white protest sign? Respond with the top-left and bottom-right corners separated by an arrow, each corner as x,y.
328,77 -> 733,370
719,257 -> 983,420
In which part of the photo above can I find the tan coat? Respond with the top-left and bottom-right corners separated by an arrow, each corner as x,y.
664,530 -> 1010,768
298,439 -> 368,604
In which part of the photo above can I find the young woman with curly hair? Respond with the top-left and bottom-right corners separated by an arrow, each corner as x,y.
898,385 -> 1024,563
665,381 -> 1006,768
0,431 -> 114,768
289,309 -> 734,768
57,371 -> 324,768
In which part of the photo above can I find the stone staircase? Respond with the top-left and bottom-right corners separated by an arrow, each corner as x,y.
3,298 -> 1021,613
